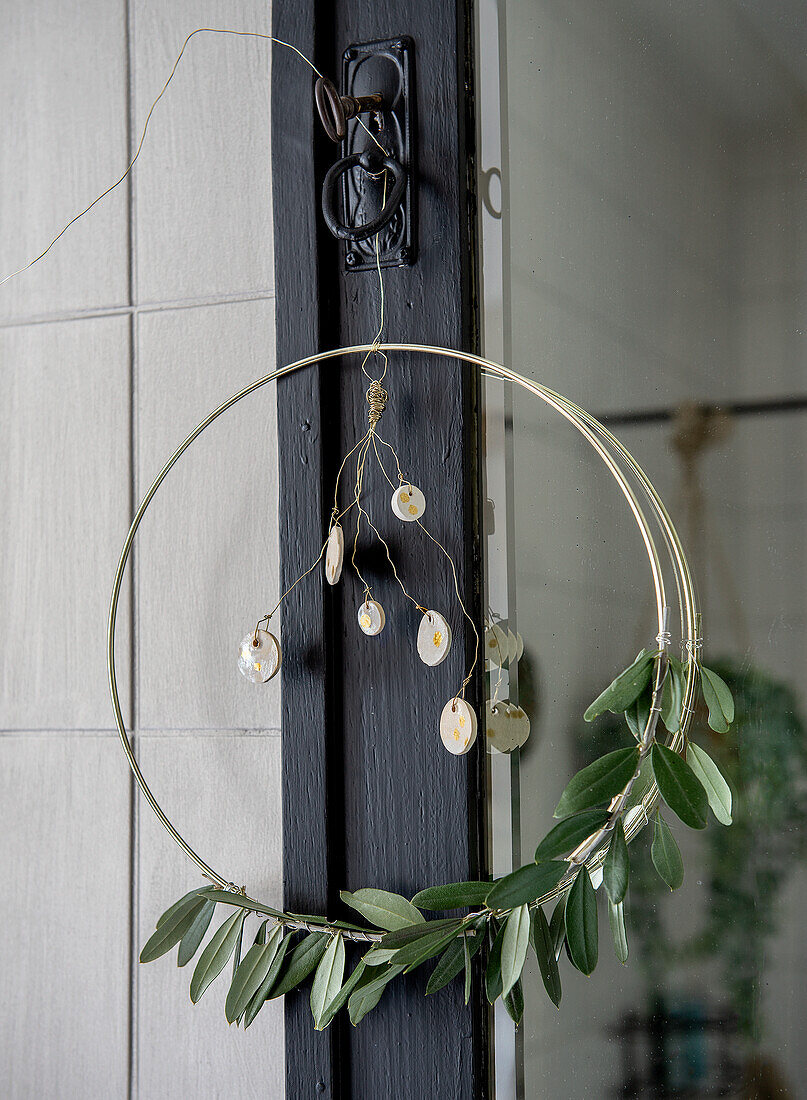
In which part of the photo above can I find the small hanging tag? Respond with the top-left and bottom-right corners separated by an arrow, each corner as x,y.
484,623 -> 509,670
391,483 -> 426,522
238,629 -> 281,683
325,524 -> 344,585
417,610 -> 452,666
357,599 -> 386,636
485,700 -> 530,753
439,697 -> 478,756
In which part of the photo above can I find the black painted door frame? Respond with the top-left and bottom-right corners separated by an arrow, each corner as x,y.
272,1 -> 487,1097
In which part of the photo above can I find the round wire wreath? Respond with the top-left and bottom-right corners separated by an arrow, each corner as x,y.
110,344 -> 734,1029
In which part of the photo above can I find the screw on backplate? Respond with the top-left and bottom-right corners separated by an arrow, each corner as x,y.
343,47 -> 357,61
399,246 -> 411,263
345,250 -> 358,267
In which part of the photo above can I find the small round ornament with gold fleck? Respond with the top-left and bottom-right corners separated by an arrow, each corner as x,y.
417,610 -> 452,667
238,629 -> 281,684
357,598 -> 386,637
439,697 -> 478,756
484,623 -> 510,670
325,523 -> 344,586
485,700 -> 530,753
391,483 -> 426,522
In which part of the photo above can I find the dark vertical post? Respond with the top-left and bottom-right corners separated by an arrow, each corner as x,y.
273,0 -> 487,1096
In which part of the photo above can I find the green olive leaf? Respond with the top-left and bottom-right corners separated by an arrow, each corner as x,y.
411,882 -> 491,911
603,817 -> 630,905
503,978 -> 524,1025
554,747 -> 641,818
699,665 -> 735,732
485,862 -> 567,910
651,812 -> 684,890
661,656 -> 686,734
651,743 -> 708,829
564,867 -> 598,976
316,958 -> 370,1030
347,964 -> 405,1026
486,923 -> 505,1003
534,809 -> 610,862
426,926 -> 484,996
177,899 -> 216,967
310,934 -> 346,1029
155,888 -> 208,929
549,893 -> 568,961
226,927 -> 284,1024
686,741 -> 732,825
500,904 -> 531,999
243,932 -> 292,1028
140,895 -> 206,964
584,650 -> 657,721
607,899 -> 629,964
624,687 -> 652,741
268,932 -> 329,999
529,906 -> 561,1008
381,918 -> 463,950
189,910 -> 246,1003
340,888 -> 425,931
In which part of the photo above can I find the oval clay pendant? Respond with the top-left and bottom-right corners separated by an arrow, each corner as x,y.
391,483 -> 426,522
417,610 -> 452,667
357,599 -> 386,636
238,629 -> 281,684
325,524 -> 344,585
439,697 -> 477,756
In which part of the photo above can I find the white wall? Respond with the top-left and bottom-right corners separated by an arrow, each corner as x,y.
0,3 -> 285,1096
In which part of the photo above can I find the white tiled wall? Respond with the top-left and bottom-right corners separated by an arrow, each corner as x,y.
0,4 -> 284,1097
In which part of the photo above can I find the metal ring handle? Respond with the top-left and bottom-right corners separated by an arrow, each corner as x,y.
321,150 -> 407,242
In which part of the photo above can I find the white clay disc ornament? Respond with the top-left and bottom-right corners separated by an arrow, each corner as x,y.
357,599 -> 386,636
325,524 -> 344,585
484,623 -> 509,670
485,701 -> 530,753
391,483 -> 426,522
514,631 -> 524,662
506,629 -> 520,666
238,629 -> 281,684
417,610 -> 452,667
439,697 -> 478,756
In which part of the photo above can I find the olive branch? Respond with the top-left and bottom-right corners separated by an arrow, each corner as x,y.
140,651 -> 734,1031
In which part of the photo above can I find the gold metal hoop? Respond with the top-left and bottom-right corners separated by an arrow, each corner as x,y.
108,343 -> 699,893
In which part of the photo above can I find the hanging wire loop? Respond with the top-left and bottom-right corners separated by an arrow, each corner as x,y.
108,343 -> 699,892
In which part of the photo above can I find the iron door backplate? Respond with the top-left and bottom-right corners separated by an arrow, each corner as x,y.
341,36 -> 415,271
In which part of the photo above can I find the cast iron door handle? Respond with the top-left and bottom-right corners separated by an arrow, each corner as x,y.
321,150 -> 407,242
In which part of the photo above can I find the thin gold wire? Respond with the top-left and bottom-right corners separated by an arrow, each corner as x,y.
0,28 -> 323,287
108,343 -> 697,895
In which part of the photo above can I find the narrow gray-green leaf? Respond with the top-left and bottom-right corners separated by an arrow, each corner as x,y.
584,650 -> 657,721
310,934 -> 346,1028
226,928 -> 283,1023
316,960 -> 370,1030
503,978 -> 524,1025
340,888 -> 424,931
608,899 -> 628,964
425,926 -> 484,996
603,818 -> 629,905
362,947 -> 399,965
252,919 -> 269,947
156,889 -> 207,929
661,657 -> 686,734
382,918 -> 462,950
348,964 -> 405,1026
486,861 -> 567,910
549,893 -> 567,961
501,904 -> 530,998
269,932 -> 329,999
651,812 -> 684,890
529,906 -> 561,1008
651,743 -> 708,829
198,889 -> 284,920
177,899 -> 216,967
565,867 -> 598,976
189,910 -> 246,1003
534,809 -> 610,862
686,741 -> 732,825
699,665 -> 734,732
243,932 -> 291,1029
554,747 -> 641,818
624,688 -> 651,741
140,896 -> 205,963
396,926 -> 464,972
231,919 -> 244,982
411,882 -> 491,911
486,924 -> 505,1003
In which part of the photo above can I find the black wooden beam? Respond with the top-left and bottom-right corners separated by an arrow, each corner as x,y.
273,0 -> 487,1096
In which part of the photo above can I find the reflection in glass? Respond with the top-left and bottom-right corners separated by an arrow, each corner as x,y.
478,2 -> 807,1096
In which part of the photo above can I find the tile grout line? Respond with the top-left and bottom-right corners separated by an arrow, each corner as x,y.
0,289 -> 277,330
125,1 -> 138,1093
